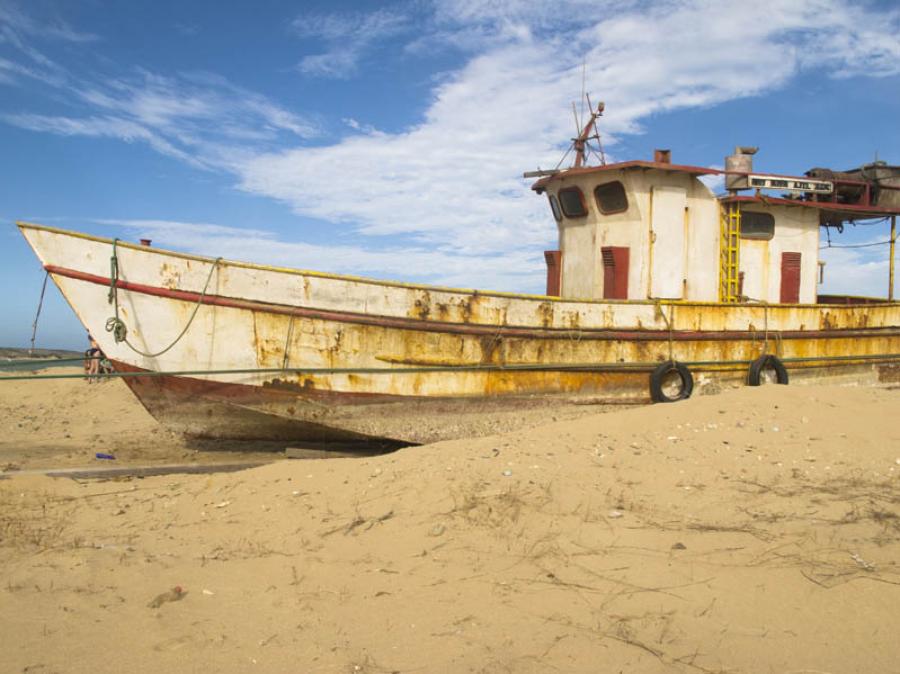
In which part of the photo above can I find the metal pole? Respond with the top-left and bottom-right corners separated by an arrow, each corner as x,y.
890,215 -> 896,301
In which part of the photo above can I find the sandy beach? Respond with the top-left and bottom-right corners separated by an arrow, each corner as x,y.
1,372 -> 899,673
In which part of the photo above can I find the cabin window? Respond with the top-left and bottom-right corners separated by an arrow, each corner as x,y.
548,195 -> 562,222
594,181 -> 628,215
558,187 -> 587,218
740,211 -> 775,240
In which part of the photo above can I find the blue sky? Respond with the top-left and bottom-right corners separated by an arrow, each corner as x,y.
2,0 -> 899,350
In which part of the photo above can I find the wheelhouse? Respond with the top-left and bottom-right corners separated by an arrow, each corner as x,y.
532,147 -> 899,306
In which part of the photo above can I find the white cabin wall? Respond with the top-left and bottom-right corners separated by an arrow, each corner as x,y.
684,180 -> 721,301
551,169 -> 721,302
739,205 -> 819,304
766,206 -> 819,304
555,172 -> 647,300
559,217 -> 595,299
739,240 -> 769,302
605,171 -> 719,302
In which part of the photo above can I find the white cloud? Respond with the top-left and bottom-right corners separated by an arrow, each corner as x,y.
0,1 -> 93,88
819,232 -> 895,299
3,113 -> 208,168
237,0 -> 900,258
0,2 -> 98,43
699,168 -> 725,194
3,69 -> 321,171
81,70 -> 319,141
292,7 -> 410,78
297,48 -> 361,79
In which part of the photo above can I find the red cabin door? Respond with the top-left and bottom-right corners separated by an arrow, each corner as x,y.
601,246 -> 629,300
544,250 -> 561,296
780,252 -> 801,303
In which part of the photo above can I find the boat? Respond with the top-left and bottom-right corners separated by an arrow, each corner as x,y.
17,103 -> 900,444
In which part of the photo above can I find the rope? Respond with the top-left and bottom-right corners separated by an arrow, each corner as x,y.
29,271 -> 49,356
282,314 -> 296,371
655,301 -> 675,360
105,240 -> 222,358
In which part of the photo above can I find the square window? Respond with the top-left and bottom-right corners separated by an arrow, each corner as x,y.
558,187 -> 587,217
594,181 -> 628,214
740,211 -> 775,240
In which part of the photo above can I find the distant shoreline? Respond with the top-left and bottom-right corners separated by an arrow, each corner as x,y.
0,347 -> 83,361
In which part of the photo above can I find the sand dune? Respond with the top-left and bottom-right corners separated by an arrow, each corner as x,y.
1,375 -> 899,673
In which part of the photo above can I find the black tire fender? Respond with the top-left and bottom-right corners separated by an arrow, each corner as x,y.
747,354 -> 789,386
649,361 -> 694,403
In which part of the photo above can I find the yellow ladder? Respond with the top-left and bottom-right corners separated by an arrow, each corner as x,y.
719,203 -> 741,302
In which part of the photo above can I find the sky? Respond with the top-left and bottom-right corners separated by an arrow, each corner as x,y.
2,0 -> 899,350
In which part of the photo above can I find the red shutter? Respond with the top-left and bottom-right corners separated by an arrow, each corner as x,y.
601,246 -> 629,300
544,250 -> 561,296
780,252 -> 801,303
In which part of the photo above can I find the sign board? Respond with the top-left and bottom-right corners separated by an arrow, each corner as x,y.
747,174 -> 833,194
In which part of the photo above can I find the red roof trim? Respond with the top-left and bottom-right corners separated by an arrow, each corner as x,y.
531,160 -> 719,191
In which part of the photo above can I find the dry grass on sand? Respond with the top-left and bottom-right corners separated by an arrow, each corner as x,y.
1,377 -> 899,673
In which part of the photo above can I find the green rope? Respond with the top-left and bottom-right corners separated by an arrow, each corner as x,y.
105,239 -> 222,358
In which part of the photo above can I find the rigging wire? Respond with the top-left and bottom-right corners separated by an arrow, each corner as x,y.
28,271 -> 49,356
820,239 -> 892,249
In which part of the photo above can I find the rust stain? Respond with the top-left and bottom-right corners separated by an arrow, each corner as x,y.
159,262 -> 181,290
537,302 -> 554,328
413,299 -> 431,320
478,334 -> 503,365
410,290 -> 432,320
252,310 -> 290,369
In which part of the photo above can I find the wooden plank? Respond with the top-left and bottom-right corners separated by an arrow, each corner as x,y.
0,462 -> 270,481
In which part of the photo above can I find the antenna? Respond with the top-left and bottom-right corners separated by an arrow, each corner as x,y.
580,60 -> 586,129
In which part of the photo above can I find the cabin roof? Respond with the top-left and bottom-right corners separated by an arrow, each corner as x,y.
530,160 -> 718,192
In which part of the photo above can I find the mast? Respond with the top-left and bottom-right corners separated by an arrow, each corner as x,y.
572,101 -> 605,168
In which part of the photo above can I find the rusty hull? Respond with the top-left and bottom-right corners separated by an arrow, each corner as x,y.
116,297 -> 899,444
